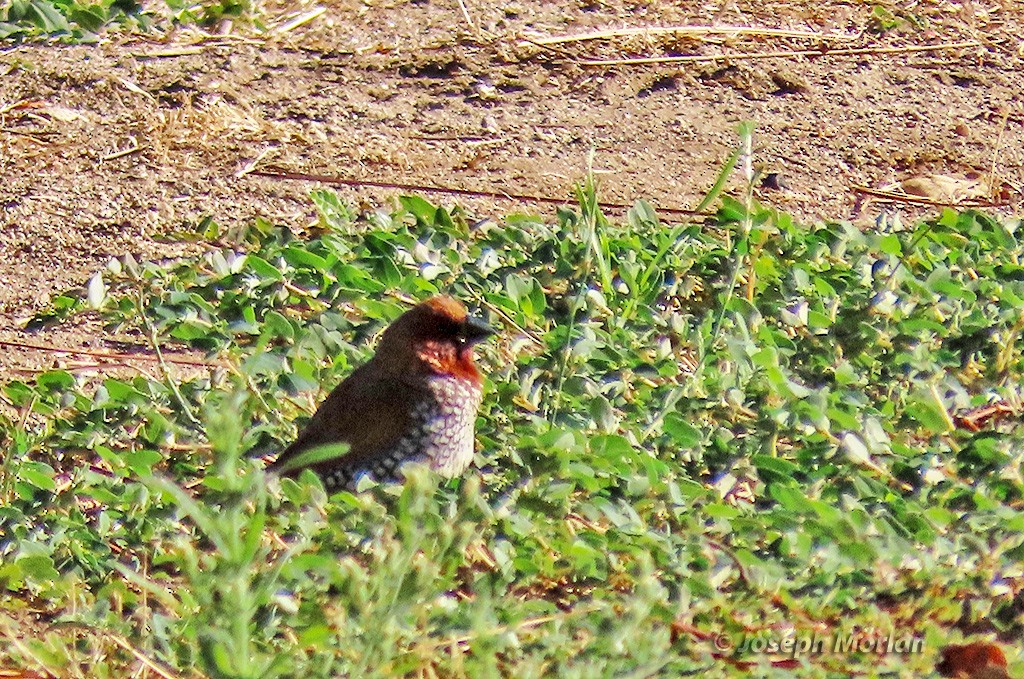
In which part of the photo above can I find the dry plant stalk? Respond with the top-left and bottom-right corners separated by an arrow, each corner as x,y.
526,24 -> 860,46
581,40 -> 982,66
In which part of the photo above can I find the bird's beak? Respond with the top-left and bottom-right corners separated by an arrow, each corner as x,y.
463,316 -> 495,344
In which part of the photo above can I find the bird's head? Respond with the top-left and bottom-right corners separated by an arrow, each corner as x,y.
374,296 -> 494,383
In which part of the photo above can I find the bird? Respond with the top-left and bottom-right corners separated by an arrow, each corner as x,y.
936,642 -> 1009,679
269,295 -> 494,490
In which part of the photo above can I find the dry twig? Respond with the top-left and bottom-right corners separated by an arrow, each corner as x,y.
272,6 -> 326,34
0,339 -> 223,368
580,40 -> 982,66
249,168 -> 701,216
851,184 -> 998,208
526,24 -> 860,46
105,634 -> 182,679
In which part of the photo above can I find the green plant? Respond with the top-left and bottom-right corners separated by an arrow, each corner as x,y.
0,0 -> 147,40
2,134 -> 1023,676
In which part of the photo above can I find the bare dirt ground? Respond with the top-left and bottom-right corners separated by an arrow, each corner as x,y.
1,0 -> 1022,382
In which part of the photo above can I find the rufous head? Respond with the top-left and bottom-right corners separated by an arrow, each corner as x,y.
374,296 -> 494,382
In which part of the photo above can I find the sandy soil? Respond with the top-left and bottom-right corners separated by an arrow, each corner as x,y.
1,0 -> 1022,381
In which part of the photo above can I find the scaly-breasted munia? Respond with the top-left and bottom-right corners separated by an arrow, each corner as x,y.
270,296 -> 494,489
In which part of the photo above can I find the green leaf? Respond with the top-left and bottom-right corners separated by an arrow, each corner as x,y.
312,189 -> 354,231
770,484 -> 811,513
36,370 -> 75,393
262,310 -> 295,341
879,234 -> 902,256
663,413 -> 701,447
906,394 -> 953,435
399,195 -> 439,225
246,255 -> 283,282
103,378 -> 150,406
283,247 -> 329,272
126,449 -> 164,475
17,555 -> 60,582
20,462 -> 56,491
271,443 -> 351,475
752,455 -> 799,478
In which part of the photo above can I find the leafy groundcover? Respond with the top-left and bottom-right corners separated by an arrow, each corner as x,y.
1,175 -> 1022,677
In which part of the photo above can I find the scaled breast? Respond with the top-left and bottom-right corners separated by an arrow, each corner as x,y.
323,374 -> 483,490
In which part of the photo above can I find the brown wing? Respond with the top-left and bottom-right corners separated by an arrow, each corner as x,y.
270,362 -> 421,477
